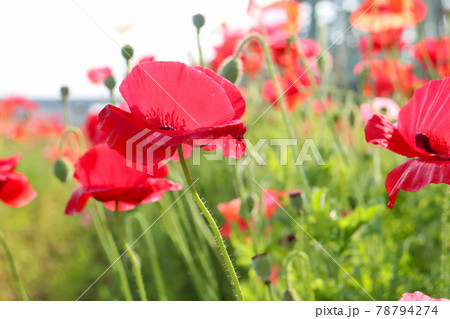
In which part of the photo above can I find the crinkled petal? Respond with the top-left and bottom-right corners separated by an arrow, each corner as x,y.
65,187 -> 92,215
120,61 -> 236,130
365,114 -> 425,158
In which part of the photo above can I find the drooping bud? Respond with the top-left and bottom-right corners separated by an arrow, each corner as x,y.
104,75 -> 116,91
252,253 -> 272,284
289,190 -> 304,211
53,157 -> 74,183
282,289 -> 300,301
60,86 -> 69,98
121,44 -> 134,62
219,57 -> 243,84
192,14 -> 205,30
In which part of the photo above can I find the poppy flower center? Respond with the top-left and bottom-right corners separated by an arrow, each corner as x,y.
158,125 -> 175,131
415,132 -> 450,158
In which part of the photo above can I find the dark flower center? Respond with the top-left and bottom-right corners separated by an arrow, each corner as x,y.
415,132 -> 438,154
158,125 -> 175,131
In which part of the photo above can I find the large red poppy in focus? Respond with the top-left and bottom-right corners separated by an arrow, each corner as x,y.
65,144 -> 181,215
350,0 -> 426,33
98,61 -> 247,166
0,155 -> 37,207
365,78 -> 450,209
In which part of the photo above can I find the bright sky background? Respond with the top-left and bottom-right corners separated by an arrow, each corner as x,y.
1,0 -> 275,99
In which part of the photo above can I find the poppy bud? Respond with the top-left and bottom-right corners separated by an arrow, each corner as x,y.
240,193 -> 256,218
289,190 -> 304,211
104,75 -> 116,91
53,157 -> 74,183
252,253 -> 272,284
219,57 -> 243,84
192,14 -> 205,30
282,289 -> 300,301
121,44 -> 134,61
60,86 -> 69,98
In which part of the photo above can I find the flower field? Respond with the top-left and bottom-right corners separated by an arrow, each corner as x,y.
0,0 -> 449,301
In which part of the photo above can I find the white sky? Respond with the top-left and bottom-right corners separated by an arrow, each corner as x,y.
0,0 -> 273,99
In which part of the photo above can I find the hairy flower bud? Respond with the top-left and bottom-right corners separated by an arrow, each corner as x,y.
121,44 -> 134,61
104,75 -> 116,91
53,157 -> 74,183
289,190 -> 304,211
60,86 -> 69,98
219,57 -> 243,84
192,14 -> 205,30
252,253 -> 272,284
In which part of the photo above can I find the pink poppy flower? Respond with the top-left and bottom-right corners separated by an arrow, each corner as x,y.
399,291 -> 449,301
360,97 -> 400,123
87,67 -> 113,84
262,189 -> 286,219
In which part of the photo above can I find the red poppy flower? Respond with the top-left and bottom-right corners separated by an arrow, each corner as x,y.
0,96 -> 39,120
262,189 -> 286,219
354,59 -> 420,98
399,291 -> 449,301
412,36 -> 450,78
217,198 -> 248,239
262,65 -> 315,112
211,25 -> 264,76
98,61 -> 247,166
270,36 -> 322,70
211,25 -> 245,72
350,0 -> 426,33
358,29 -> 406,59
87,67 -> 113,84
365,78 -> 450,209
0,155 -> 37,207
65,144 -> 181,215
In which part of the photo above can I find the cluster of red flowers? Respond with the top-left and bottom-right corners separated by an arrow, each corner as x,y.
350,0 -> 450,98
210,0 -> 325,112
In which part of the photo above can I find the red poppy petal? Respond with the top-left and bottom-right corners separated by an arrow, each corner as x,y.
119,61 -> 236,130
65,187 -> 92,215
194,66 -> 246,120
0,173 -> 37,207
98,105 -> 173,168
397,78 -> 450,157
75,144 -> 168,190
385,158 -> 450,209
365,114 -> 425,158
0,155 -> 20,174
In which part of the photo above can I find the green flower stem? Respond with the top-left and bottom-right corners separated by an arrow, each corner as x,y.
233,33 -> 311,198
267,284 -> 275,301
177,145 -> 245,301
109,89 -> 116,105
196,29 -> 205,67
284,251 -> 314,300
58,126 -> 86,157
234,165 -> 259,254
92,203 -> 133,301
114,202 -> 148,301
441,190 -> 450,296
0,230 -> 28,301
62,95 -> 71,126
131,214 -> 168,301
